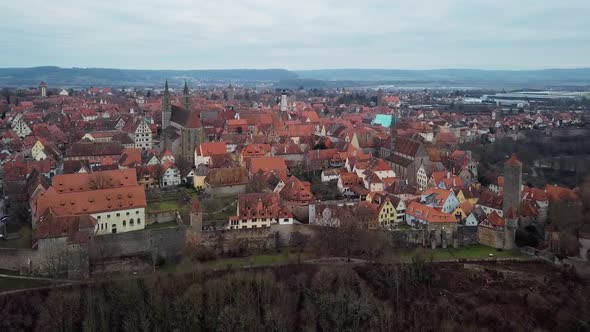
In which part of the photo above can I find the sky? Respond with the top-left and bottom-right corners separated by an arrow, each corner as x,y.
1,0 -> 589,70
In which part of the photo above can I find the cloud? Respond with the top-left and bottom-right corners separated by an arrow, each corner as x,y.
0,0 -> 588,69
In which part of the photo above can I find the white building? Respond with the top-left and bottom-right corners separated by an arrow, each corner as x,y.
12,118 -> 32,138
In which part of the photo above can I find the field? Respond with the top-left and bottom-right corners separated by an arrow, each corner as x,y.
146,199 -> 189,213
417,244 -> 523,261
201,194 -> 238,221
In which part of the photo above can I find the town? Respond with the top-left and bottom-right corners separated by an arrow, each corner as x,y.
1,79 -> 590,329
1,81 -> 589,268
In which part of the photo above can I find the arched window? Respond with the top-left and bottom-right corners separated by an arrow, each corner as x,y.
137,218 -> 141,224
130,218 -> 134,226
123,220 -> 126,227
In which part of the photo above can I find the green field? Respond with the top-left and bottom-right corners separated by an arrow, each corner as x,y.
411,245 -> 522,262
146,200 -> 189,213
0,276 -> 52,292
0,224 -> 32,249
161,251 -> 302,274
201,194 -> 238,221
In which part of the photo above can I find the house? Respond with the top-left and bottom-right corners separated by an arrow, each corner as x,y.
204,167 -> 249,195
321,168 -> 341,183
123,118 -> 152,150
161,162 -> 181,187
228,193 -> 294,230
421,188 -> 460,214
194,142 -> 227,167
160,150 -> 176,164
405,201 -> 456,230
368,192 -> 406,224
476,190 -> 504,217
34,169 -> 146,235
137,165 -> 161,189
337,171 -> 360,197
377,197 -> 397,227
192,164 -> 209,191
64,142 -> 123,165
119,148 -> 142,168
239,143 -> 271,165
12,117 -> 32,138
248,157 -> 288,180
250,170 -> 285,193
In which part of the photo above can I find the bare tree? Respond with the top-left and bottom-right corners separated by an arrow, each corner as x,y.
88,173 -> 112,190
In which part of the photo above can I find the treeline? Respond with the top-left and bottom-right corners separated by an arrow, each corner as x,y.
1,260 -> 588,331
462,130 -> 590,187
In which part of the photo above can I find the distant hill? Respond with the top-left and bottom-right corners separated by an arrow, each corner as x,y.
295,68 -> 590,87
1,66 -> 590,88
0,66 -> 298,87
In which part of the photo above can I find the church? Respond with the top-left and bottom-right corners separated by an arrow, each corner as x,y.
160,81 -> 205,163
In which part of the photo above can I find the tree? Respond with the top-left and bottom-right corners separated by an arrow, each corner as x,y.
289,231 -> 308,263
175,156 -> 192,180
88,173 -> 112,190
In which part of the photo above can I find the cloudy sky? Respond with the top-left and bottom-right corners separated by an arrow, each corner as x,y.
1,0 -> 589,70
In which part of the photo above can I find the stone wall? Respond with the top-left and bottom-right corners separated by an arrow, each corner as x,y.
456,225 -> 479,246
478,226 -> 504,249
89,226 -> 186,262
0,248 -> 38,272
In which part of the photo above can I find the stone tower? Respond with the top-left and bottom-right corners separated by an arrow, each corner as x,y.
39,81 -> 47,97
504,207 -> 518,250
189,198 -> 203,236
183,81 -> 190,110
503,153 -> 522,215
162,80 -> 172,130
502,153 -> 521,250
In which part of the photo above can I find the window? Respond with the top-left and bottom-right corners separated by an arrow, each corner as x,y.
136,211 -> 139,214
116,213 -> 120,217
97,215 -> 101,219
130,218 -> 134,226
123,220 -> 126,226
107,214 -> 111,218
137,218 -> 141,224
126,212 -> 130,216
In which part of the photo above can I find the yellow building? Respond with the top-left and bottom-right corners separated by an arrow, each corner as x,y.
378,198 -> 397,227
193,165 -> 208,191
31,140 -> 45,161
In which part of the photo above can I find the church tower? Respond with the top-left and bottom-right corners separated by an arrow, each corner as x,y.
183,81 -> 190,110
39,81 -> 47,98
162,80 -> 172,130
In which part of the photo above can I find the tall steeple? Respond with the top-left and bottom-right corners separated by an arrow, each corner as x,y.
183,81 -> 190,110
162,79 -> 172,130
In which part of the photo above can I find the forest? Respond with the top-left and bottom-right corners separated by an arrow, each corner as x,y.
1,260 -> 588,331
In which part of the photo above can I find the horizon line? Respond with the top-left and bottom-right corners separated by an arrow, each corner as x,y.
1,65 -> 590,72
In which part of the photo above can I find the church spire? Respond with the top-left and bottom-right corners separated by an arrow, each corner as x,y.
183,81 -> 190,110
162,80 -> 172,131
